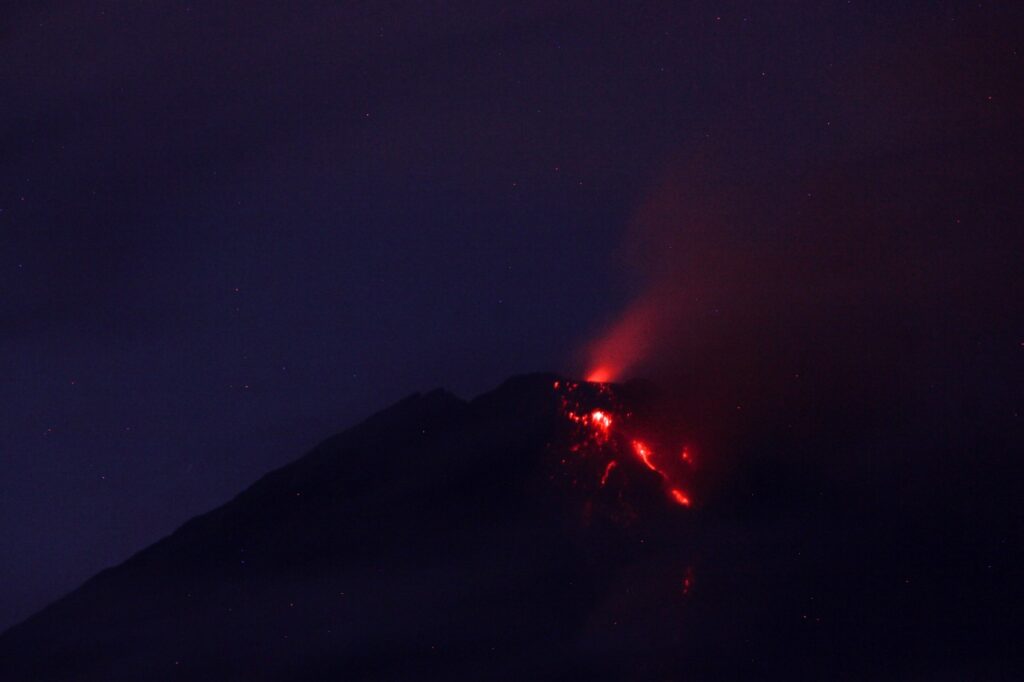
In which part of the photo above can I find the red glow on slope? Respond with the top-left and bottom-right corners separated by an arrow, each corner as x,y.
586,366 -> 614,383
552,379 -> 696,511
591,410 -> 612,430
551,379 -> 698,604
600,460 -> 618,487
670,489 -> 691,507
632,440 -> 658,472
682,566 -> 695,596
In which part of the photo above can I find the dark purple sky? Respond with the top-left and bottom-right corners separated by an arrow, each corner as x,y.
2,2 -> 1020,632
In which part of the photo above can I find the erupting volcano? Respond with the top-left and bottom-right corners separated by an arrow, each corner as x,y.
0,373 -> 702,681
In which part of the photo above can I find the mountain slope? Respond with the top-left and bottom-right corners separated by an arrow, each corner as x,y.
0,374 -> 700,680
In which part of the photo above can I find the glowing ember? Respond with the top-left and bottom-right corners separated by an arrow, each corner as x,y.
682,566 -> 695,596
632,439 -> 658,472
669,489 -> 691,507
600,460 -> 618,487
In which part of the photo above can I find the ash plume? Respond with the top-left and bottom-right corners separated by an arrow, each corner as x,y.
580,23 -> 1022,504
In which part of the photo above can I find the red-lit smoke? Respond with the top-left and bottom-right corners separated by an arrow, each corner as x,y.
581,163 -> 719,384
585,297 -> 662,384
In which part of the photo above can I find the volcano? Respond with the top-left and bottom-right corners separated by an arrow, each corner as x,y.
0,373 -> 1012,680
0,374 -> 701,680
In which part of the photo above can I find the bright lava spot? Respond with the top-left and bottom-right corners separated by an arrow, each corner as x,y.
670,489 -> 691,507
591,410 -> 612,429
586,366 -> 614,383
632,440 -> 658,472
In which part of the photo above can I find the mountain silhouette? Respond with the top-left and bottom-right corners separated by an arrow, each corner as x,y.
0,374 -> 705,680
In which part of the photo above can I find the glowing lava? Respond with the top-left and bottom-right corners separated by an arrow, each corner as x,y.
600,460 -> 618,486
551,378 -> 697,604
631,439 -> 657,472
670,489 -> 691,507
591,410 -> 612,430
552,379 -> 695,510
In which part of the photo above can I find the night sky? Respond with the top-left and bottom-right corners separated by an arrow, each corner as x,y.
2,1 -> 1021,638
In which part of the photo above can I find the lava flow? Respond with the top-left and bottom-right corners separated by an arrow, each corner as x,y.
551,378 -> 695,512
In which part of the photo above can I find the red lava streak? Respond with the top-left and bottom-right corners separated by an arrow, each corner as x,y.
670,489 -> 692,507
600,460 -> 618,486
632,440 -> 658,472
